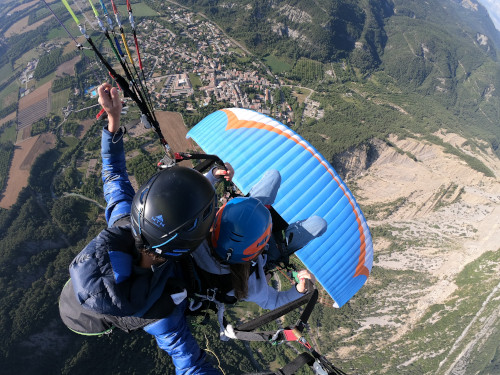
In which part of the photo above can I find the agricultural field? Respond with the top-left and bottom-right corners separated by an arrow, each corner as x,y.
0,64 -> 13,85
0,81 -> 19,108
50,88 -> 70,115
154,110 -> 196,153
0,112 -> 16,129
18,81 -> 52,111
18,98 -> 48,129
263,54 -> 293,74
62,38 -> 81,55
8,0 -> 38,13
0,133 -> 56,209
46,17 -> 79,40
5,14 -> 53,37
290,58 -> 324,82
4,15 -> 30,37
35,70 -> 56,88
55,55 -> 80,76
17,80 -> 52,130
115,2 -> 158,17
0,121 -> 17,144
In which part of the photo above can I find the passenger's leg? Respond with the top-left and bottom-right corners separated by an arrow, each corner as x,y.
266,216 -> 327,267
285,216 -> 327,254
248,169 -> 281,206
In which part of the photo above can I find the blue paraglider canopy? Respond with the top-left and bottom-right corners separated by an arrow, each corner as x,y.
187,108 -> 373,307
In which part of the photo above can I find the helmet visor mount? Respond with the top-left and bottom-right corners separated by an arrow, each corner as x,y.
210,246 -> 234,266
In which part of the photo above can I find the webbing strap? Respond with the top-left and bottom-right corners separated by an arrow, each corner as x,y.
275,352 -> 316,375
231,330 -> 276,341
235,288 -> 317,332
295,283 -> 318,332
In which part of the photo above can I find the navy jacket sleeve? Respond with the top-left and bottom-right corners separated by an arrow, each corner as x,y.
101,127 -> 136,227
99,125 -> 219,374
144,302 -> 221,375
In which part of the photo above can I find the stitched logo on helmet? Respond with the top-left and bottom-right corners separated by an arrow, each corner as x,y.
151,215 -> 165,228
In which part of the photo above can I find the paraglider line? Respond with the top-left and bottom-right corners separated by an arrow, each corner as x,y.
108,0 -> 157,123
40,0 -> 85,49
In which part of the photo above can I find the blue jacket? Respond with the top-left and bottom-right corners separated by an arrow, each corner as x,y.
68,127 -> 219,375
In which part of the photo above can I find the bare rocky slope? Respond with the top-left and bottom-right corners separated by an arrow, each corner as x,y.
334,131 -> 500,373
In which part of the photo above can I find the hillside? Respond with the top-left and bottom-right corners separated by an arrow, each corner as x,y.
178,0 -> 500,156
323,132 -> 500,374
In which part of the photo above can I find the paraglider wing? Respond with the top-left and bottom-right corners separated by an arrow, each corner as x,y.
187,108 -> 373,307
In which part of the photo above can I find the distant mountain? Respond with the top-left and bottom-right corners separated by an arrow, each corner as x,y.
180,0 -> 500,65
180,0 -> 391,67
181,0 -> 500,153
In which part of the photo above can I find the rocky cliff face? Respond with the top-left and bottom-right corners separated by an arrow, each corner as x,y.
331,131 -> 500,372
332,139 -> 383,180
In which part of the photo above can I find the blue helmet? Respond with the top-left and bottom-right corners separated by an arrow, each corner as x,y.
211,197 -> 272,264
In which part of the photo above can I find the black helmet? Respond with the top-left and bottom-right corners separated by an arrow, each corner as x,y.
131,166 -> 216,257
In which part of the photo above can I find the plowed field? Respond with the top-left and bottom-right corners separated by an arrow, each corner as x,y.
0,133 -> 56,209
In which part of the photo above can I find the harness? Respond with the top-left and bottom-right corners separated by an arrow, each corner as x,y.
181,255 -> 259,308
264,205 -> 292,272
232,282 -> 347,375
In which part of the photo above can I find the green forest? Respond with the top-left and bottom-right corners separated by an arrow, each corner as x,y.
0,142 -> 14,192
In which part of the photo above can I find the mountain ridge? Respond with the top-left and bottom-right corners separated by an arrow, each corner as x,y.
178,0 -> 500,156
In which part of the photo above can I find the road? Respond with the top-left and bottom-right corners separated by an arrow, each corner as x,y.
63,192 -> 106,210
441,280 -> 500,374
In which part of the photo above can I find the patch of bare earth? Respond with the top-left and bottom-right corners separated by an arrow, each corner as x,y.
155,111 -> 197,153
55,55 -> 81,76
76,119 -> 94,139
335,132 -> 500,370
127,111 -> 197,167
9,0 -> 38,13
0,133 -> 56,209
5,14 -> 54,37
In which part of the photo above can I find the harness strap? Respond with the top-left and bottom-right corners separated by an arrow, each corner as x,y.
222,325 -> 276,341
235,288 -> 317,333
275,352 -> 316,375
295,280 -> 318,333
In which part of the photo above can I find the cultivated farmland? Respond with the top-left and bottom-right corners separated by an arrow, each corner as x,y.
0,133 -> 56,209
17,81 -> 52,131
55,55 -> 80,76
155,110 -> 196,153
4,14 -> 53,38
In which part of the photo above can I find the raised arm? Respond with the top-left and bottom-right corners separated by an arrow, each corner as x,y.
243,256 -> 314,310
98,83 -> 135,227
